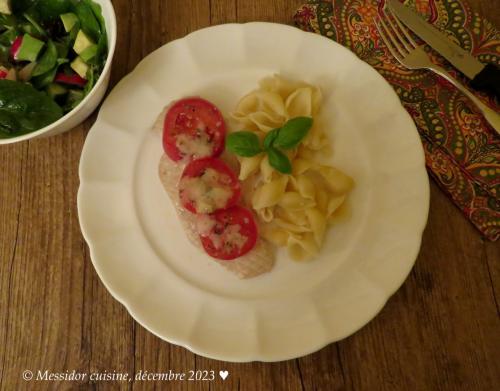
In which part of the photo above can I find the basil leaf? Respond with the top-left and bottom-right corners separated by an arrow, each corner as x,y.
263,128 -> 280,149
274,116 -> 313,150
33,39 -> 57,76
0,79 -> 63,138
267,147 -> 292,174
226,131 -> 262,157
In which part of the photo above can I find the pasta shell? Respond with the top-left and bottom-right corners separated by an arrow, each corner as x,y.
292,158 -> 316,176
277,208 -> 308,227
259,74 -> 308,100
327,195 -> 346,218
318,166 -> 354,195
315,189 -> 329,214
257,207 -> 275,223
305,208 -> 327,246
285,87 -> 313,118
278,192 -> 316,211
252,176 -> 288,209
239,154 -> 264,180
287,233 -> 318,261
260,155 -> 275,183
261,225 -> 289,247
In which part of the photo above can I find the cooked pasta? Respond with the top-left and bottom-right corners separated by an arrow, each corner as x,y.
231,75 -> 354,261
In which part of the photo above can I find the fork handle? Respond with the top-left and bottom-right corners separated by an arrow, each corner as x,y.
431,65 -> 500,134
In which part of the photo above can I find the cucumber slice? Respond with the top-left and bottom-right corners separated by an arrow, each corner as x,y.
16,34 -> 45,62
73,30 -> 94,55
60,13 -> 78,32
80,44 -> 98,62
47,83 -> 68,99
70,56 -> 89,79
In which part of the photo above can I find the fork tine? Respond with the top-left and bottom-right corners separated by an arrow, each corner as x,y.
386,7 -> 418,49
378,16 -> 408,57
374,18 -> 405,64
382,7 -> 412,52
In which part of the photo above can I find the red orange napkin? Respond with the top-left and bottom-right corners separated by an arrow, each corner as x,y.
294,0 -> 499,240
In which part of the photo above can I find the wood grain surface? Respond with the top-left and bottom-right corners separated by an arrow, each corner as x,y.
1,1 -> 499,390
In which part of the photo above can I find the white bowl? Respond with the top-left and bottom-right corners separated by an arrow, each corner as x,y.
0,0 -> 117,145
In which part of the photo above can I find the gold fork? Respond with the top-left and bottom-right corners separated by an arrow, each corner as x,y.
374,7 -> 500,134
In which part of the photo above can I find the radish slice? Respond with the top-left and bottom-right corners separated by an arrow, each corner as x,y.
10,36 -> 23,60
54,72 -> 87,87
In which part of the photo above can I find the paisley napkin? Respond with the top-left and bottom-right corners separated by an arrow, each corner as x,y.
294,0 -> 500,241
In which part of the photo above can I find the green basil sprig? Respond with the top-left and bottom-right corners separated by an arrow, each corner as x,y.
267,146 -> 292,174
274,117 -> 312,149
226,116 -> 313,174
225,131 -> 262,157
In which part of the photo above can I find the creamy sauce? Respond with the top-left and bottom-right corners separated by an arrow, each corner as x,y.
179,168 -> 233,213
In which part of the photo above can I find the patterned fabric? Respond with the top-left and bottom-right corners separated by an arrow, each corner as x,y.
294,0 -> 499,241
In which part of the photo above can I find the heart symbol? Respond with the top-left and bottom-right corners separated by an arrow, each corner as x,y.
219,370 -> 229,380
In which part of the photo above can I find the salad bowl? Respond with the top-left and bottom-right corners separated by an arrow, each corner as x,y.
0,0 -> 117,145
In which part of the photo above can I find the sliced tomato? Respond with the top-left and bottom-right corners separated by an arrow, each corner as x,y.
163,97 -> 226,162
179,157 -> 241,214
197,206 -> 258,260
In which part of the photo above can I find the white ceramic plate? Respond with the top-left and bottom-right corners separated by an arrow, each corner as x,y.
78,23 -> 429,362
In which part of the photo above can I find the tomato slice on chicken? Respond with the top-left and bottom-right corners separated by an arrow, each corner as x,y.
197,206 -> 258,260
163,97 -> 226,162
179,157 -> 241,214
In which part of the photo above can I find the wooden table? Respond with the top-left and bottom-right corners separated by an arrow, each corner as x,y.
1,1 -> 499,390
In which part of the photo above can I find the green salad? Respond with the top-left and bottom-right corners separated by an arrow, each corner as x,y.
0,0 -> 108,138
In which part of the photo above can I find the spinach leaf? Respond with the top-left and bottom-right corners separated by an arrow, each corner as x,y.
36,0 -> 71,21
274,117 -> 313,150
0,79 -> 63,137
72,0 -> 100,42
0,28 -> 19,46
33,39 -> 57,76
267,147 -> 292,174
94,30 -> 107,63
63,89 -> 84,112
32,57 -> 67,88
12,0 -> 40,14
87,0 -> 105,32
0,14 -> 18,29
0,44 -> 10,64
23,11 -> 47,37
54,40 -> 69,58
20,23 -> 40,37
83,64 -> 95,95
226,131 -> 262,157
